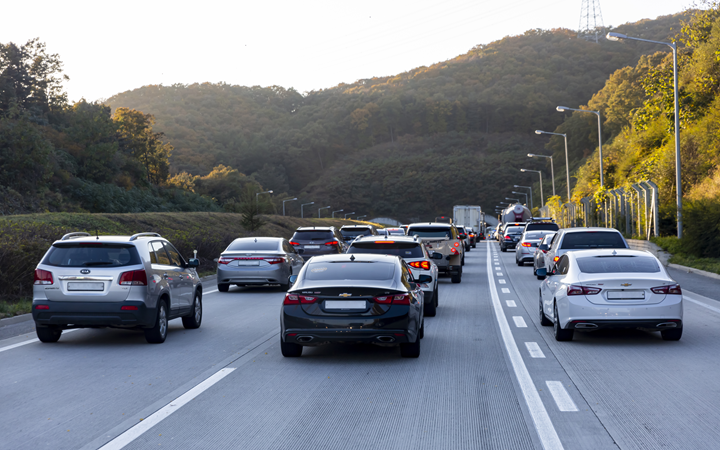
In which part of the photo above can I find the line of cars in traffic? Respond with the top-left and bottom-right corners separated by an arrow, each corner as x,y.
30,222 -> 478,357
495,219 -> 684,342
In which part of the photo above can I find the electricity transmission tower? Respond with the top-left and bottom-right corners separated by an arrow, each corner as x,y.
578,0 -> 605,43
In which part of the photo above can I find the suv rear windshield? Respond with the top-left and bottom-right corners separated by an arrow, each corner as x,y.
340,228 -> 373,238
292,231 -> 334,241
348,242 -> 424,258
525,231 -> 553,240
526,223 -> 559,232
506,227 -> 525,234
561,232 -> 627,249
304,262 -> 395,280
406,227 -> 451,238
577,256 -> 660,273
44,243 -> 141,267
226,240 -> 280,251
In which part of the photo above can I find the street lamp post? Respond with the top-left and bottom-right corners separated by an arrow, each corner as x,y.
505,197 -> 520,203
512,191 -> 528,206
344,212 -> 356,219
282,197 -> 297,216
528,153 -> 555,197
606,31 -> 682,238
514,185 -> 533,210
331,209 -> 344,218
521,169 -> 544,207
554,108 -> 603,189
357,215 -> 367,221
256,190 -> 273,213
533,132 -> 567,200
300,202 -> 314,218
318,206 -> 331,218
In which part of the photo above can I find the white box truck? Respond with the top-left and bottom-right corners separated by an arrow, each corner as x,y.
453,205 -> 482,247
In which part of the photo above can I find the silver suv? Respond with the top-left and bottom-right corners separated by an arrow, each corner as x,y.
32,232 -> 202,344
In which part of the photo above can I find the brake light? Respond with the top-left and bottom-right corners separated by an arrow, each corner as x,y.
521,242 -> 532,247
34,269 -> 54,285
451,247 -> 458,254
408,261 -> 431,270
392,294 -> 411,305
553,256 -> 560,262
217,257 -> 233,264
375,241 -> 395,244
264,257 -> 285,265
35,304 -> 49,310
284,293 -> 300,305
505,236 -> 512,240
324,241 -> 339,246
374,295 -> 392,304
567,285 -> 602,296
289,241 -> 300,246
651,284 -> 682,295
121,305 -> 138,311
119,270 -> 147,286
453,242 -> 460,247
300,296 -> 316,304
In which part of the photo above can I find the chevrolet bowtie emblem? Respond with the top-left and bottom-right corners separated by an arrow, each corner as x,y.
339,293 -> 352,298
621,283 -> 632,287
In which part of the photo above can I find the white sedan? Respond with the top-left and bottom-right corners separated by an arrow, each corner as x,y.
537,249 -> 683,341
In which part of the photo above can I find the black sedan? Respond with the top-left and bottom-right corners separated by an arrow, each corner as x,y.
280,254 -> 426,358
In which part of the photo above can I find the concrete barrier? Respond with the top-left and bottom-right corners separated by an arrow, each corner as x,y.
627,239 -> 670,266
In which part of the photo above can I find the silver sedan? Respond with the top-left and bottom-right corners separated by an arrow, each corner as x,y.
216,237 -> 304,292
516,230 -> 556,267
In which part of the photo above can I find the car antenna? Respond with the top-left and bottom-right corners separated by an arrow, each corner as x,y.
96,229 -> 99,240
350,255 -> 356,261
254,238 -> 257,242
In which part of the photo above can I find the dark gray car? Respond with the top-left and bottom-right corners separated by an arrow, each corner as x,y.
339,225 -> 378,244
290,227 -> 347,260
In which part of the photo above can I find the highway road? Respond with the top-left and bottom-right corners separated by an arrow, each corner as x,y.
2,242 -> 720,449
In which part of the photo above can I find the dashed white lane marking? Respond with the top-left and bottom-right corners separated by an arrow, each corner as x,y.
506,300 -> 517,307
546,381 -> 579,412
204,289 -> 218,295
499,279 -> 506,284
0,329 -> 79,354
495,263 -> 500,266
525,342 -> 545,358
485,243 -> 564,449
501,288 -> 510,294
496,272 -> 503,276
513,316 -> 527,328
99,368 -> 236,450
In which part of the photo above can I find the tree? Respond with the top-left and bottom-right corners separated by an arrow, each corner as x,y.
113,107 -> 172,185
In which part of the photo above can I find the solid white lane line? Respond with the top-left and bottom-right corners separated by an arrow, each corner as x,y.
506,300 -> 517,307
525,342 -> 545,358
499,279 -> 506,284
501,288 -> 510,294
684,293 -> 720,315
0,329 -> 79,354
99,368 -> 236,450
513,316 -> 527,328
546,381 -> 578,412
204,289 -> 219,295
485,243 -> 564,449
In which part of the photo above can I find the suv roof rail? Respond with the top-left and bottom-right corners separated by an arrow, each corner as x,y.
60,232 -> 91,241
129,232 -> 162,241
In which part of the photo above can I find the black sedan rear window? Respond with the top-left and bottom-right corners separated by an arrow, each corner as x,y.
292,231 -> 334,241
577,256 -> 660,273
406,227 -> 451,238
561,232 -> 627,249
348,242 -> 424,258
226,240 -> 279,251
304,262 -> 395,280
44,243 -> 141,267
526,223 -> 560,232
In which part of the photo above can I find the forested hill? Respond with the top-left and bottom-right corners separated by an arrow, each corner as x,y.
106,12 -> 689,221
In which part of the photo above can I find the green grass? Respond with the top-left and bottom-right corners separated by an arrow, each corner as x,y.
651,236 -> 720,275
0,298 -> 32,319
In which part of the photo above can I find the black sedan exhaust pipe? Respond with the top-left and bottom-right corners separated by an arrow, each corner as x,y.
296,336 -> 314,342
376,336 -> 395,343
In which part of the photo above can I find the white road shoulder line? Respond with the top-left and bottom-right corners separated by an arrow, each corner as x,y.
513,316 -> 527,328
525,342 -> 545,358
0,329 -> 79,354
485,242 -> 564,449
684,292 -> 720,315
204,289 -> 219,295
546,381 -> 578,412
506,300 -> 517,307
99,368 -> 236,450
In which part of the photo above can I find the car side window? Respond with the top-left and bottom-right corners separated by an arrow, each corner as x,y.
163,242 -> 184,267
400,264 -> 412,288
148,243 -> 158,264
283,241 -> 296,254
557,256 -> 570,275
151,241 -> 171,265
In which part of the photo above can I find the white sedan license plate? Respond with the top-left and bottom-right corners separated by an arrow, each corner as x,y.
67,282 -> 104,291
608,290 -> 645,299
304,245 -> 320,249
325,300 -> 366,310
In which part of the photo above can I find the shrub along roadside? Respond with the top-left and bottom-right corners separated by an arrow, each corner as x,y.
651,236 -> 720,275
0,212 -> 377,318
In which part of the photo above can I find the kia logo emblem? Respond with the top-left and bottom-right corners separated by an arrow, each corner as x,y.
80,269 -> 91,274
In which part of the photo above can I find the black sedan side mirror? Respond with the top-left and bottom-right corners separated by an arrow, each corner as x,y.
187,258 -> 200,268
431,252 -> 443,260
288,275 -> 298,287
417,275 -> 432,283
536,267 -> 547,277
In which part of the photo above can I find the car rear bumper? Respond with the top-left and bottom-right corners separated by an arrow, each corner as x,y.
32,300 -> 155,328
566,319 -> 683,330
283,328 -> 412,345
562,295 -> 683,329
217,265 -> 288,285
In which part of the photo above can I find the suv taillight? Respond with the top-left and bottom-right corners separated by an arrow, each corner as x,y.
324,241 -> 339,246
34,269 -> 54,285
651,284 -> 682,295
408,261 -> 431,270
119,270 -> 147,286
289,241 -> 300,246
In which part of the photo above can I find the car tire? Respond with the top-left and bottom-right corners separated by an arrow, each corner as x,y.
400,337 -> 421,358
451,273 -> 461,284
501,247 -> 507,252
419,320 -> 425,339
144,300 -> 168,344
280,337 -> 303,357
461,256 -> 465,266
434,283 -> 439,307
424,292 -> 437,317
279,281 -> 290,291
516,258 -> 523,266
540,297 -> 552,326
36,326 -> 62,343
218,283 -> 229,292
661,328 -> 682,341
553,303 -> 573,341
182,291 -> 202,329
472,244 -> 476,248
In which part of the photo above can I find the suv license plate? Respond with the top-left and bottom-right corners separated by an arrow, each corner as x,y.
325,300 -> 365,309
304,245 -> 320,249
67,282 -> 104,291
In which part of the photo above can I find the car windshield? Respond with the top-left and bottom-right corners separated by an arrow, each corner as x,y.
44,243 -> 141,267
341,228 -> 373,238
506,227 -> 524,234
561,232 -> 627,249
576,256 -> 660,273
406,227 -> 451,238
304,261 -> 395,280
525,231 -> 554,240
292,231 -> 334,241
348,242 -> 424,258
226,240 -> 279,251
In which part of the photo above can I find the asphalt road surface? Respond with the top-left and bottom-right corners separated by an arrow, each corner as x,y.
2,242 -> 720,449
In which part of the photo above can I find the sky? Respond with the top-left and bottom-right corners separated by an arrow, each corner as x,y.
1,0 -> 694,103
